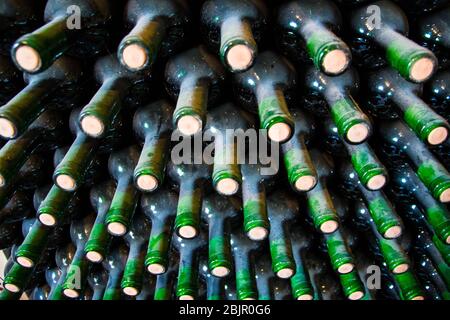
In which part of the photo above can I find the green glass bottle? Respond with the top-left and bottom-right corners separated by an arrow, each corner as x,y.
121,213 -> 151,297
87,267 -> 108,300
79,55 -> 151,138
202,193 -> 240,278
102,242 -> 128,300
48,244 -> 76,300
305,150 -> 340,234
11,0 -> 112,73
141,185 -> 178,275
133,100 -> 173,192
350,0 -> 437,83
233,51 -> 295,143
173,233 -> 206,300
199,258 -> 226,300
84,181 -> 116,263
206,102 -> 254,195
394,271 -> 426,300
380,120 -> 450,204
0,111 -> 64,188
14,220 -> 52,269
118,0 -> 190,72
105,146 -> 140,236
165,46 -> 226,136
277,0 -> 352,75
266,190 -> 299,279
0,58 -> 82,139
282,110 -> 317,192
61,214 -> 95,299
322,228 -> 355,275
368,68 -> 449,145
290,226 -> 315,300
167,160 -> 211,239
231,228 -> 260,300
200,0 -> 267,72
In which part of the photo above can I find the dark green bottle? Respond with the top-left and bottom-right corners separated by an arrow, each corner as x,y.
305,150 -> 340,234
350,0 -> 437,83
199,258 -> 226,300
304,67 -> 371,144
201,193 -> 240,278
153,254 -> 178,300
85,181 -> 116,263
48,244 -> 75,300
165,46 -> 225,136
133,100 -> 173,192
413,252 -> 450,300
206,102 -> 254,196
0,191 -> 32,225
141,185 -> 178,275
200,0 -> 267,72
167,160 -> 211,239
0,111 -> 64,188
233,51 -> 296,143
12,0 -> 112,73
173,233 -> 206,300
0,58 -> 82,140
102,241 -> 128,300
61,214 -> 95,299
380,120 -> 450,203
277,0 -> 352,75
425,69 -> 450,122
282,110 -> 317,192
322,228 -> 356,275
231,228 -> 260,300
266,190 -> 299,279
255,255 -> 289,300
87,267 -> 108,300
118,0 -> 190,72
79,55 -> 151,138
340,162 -> 403,239
390,164 -> 450,244
368,68 -> 449,145
290,226 -> 315,300
394,271 -> 426,300
105,146 -> 140,237
121,213 -> 151,297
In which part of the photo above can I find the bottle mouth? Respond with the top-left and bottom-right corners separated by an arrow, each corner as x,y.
225,44 -> 255,72
0,117 -> 17,139
121,43 -> 149,71
63,288 -> 80,299
276,268 -> 294,279
136,174 -> 158,192
337,263 -> 354,274
346,123 -> 370,144
55,174 -> 77,191
177,115 -> 202,136
440,188 -> 450,203
123,286 -> 139,297
322,49 -> 350,75
80,115 -> 105,138
39,213 -> 57,227
366,174 -> 387,191
392,263 -> 409,274
216,178 -> 239,196
107,222 -> 127,236
16,256 -> 35,268
268,122 -> 292,143
427,126 -> 448,145
409,56 -> 436,83
247,226 -> 268,241
297,294 -> 314,301
14,45 -> 42,73
294,175 -> 317,192
178,225 -> 198,239
348,291 -> 364,300
211,266 -> 230,278
4,283 -> 20,293
320,220 -> 339,234
147,263 -> 166,275
86,251 -> 104,263
384,226 -> 402,239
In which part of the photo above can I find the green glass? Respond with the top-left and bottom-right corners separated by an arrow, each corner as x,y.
141,186 -> 178,275
394,271 -> 426,300
339,271 -> 366,300
37,184 -> 78,227
15,220 -> 51,268
48,244 -> 76,300
133,100 -> 173,192
199,259 -> 226,300
290,227 -> 314,300
105,146 -> 140,236
3,262 -> 33,294
167,160 -> 210,239
324,229 -> 355,274
102,243 -> 128,300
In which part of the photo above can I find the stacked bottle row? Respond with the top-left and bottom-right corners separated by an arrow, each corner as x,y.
0,0 -> 448,300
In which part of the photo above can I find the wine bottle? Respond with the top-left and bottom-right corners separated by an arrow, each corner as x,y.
87,267 -> 108,300
133,100 -> 173,192
135,273 -> 156,300
201,0 -> 267,72
0,57 -> 82,140
266,190 -> 298,279
12,0 -> 112,73
121,213 -> 151,297
54,108 -> 122,192
31,283 -> 51,301
390,164 -> 450,244
167,160 -> 211,239
322,228 -> 355,275
305,150 -> 340,234
368,68 -> 449,145
118,0 -> 190,71
393,271 -> 426,300
3,261 -> 34,294
255,255 -> 289,300
165,46 -> 226,136
349,0 -> 438,83
233,51 -> 296,143
0,111 -> 65,189
379,120 -> 450,203
282,110 -> 317,192
340,162 -> 403,239
354,200 -> 410,274
304,66 -> 372,144
206,102 -> 254,196
290,226 -> 315,300
61,214 -> 95,299
201,193 -> 240,278
413,252 -> 450,300
199,258 -> 226,300
425,69 -> 450,121
79,55 -> 151,138
231,228 -> 260,300
84,181 -> 115,263
141,185 -> 178,275
153,255 -> 178,300
277,0 -> 352,75
240,161 -> 276,241
105,146 -> 140,236
47,244 -> 75,300
102,242 -> 128,300
173,233 -> 206,300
